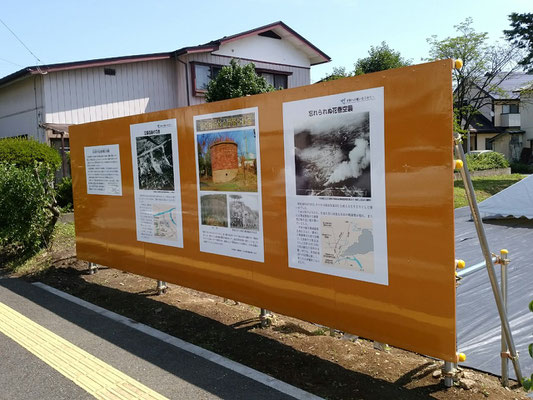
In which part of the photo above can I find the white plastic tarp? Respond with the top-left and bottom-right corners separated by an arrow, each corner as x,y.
478,174 -> 533,219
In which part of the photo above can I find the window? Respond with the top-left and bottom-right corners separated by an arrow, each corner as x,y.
50,138 -> 70,152
259,72 -> 288,89
192,63 -> 290,94
193,63 -> 222,94
104,68 -> 116,76
502,104 -> 519,114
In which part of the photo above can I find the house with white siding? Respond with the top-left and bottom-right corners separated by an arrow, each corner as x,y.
465,72 -> 533,161
0,21 -> 330,155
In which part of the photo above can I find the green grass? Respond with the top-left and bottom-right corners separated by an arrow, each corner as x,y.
199,168 -> 258,192
454,174 -> 526,209
11,221 -> 75,275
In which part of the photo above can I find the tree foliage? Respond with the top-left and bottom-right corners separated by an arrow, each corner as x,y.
0,137 -> 61,170
319,66 -> 352,82
427,18 -> 522,134
205,59 -> 274,102
504,13 -> 533,71
354,42 -> 411,75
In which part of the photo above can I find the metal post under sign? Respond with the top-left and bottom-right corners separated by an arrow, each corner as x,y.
88,262 -> 98,275
157,280 -> 167,295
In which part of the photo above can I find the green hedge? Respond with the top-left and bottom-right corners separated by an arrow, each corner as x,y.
465,152 -> 509,171
0,163 -> 57,256
510,162 -> 533,174
0,138 -> 61,170
56,177 -> 73,210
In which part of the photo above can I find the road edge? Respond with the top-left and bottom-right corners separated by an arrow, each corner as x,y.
32,282 -> 323,400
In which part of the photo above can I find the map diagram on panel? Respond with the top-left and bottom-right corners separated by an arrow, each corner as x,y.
153,204 -> 178,240
320,216 -> 374,273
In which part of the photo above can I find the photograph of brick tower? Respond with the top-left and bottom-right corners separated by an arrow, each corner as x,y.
197,129 -> 258,192
211,140 -> 238,183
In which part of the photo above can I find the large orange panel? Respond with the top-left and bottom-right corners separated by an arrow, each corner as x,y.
71,60 -> 455,361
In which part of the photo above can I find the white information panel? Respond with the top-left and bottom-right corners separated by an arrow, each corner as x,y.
130,119 -> 183,248
84,144 -> 122,196
283,87 -> 388,285
194,107 -> 264,262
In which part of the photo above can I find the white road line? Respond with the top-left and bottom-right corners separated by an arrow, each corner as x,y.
32,282 -> 323,400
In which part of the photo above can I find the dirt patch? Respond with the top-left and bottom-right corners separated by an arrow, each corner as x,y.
6,230 -> 528,400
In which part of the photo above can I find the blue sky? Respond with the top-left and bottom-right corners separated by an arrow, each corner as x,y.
1,0 -> 532,83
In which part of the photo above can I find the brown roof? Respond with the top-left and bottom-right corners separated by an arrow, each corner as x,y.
0,21 -> 330,87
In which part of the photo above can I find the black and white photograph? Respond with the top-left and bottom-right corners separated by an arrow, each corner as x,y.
200,194 -> 228,227
229,194 -> 260,230
294,111 -> 371,197
136,134 -> 174,191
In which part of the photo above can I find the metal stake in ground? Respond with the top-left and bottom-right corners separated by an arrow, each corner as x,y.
500,249 -> 510,387
88,262 -> 98,275
454,135 -> 523,383
260,308 -> 272,328
157,280 -> 167,295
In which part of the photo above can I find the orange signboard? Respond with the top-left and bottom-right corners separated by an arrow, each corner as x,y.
71,60 -> 456,361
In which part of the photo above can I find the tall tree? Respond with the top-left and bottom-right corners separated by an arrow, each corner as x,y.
354,42 -> 410,75
427,18 -> 522,135
205,59 -> 274,102
504,13 -> 533,71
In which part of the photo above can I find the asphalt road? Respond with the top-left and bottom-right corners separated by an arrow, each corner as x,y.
0,277 -> 320,400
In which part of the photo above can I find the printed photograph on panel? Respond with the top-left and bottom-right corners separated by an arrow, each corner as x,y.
321,216 -> 374,273
200,194 -> 228,227
136,134 -> 174,191
294,112 -> 370,197
229,194 -> 260,231
152,204 -> 178,240
197,129 -> 258,192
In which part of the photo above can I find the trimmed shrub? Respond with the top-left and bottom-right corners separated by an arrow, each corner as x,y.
465,152 -> 509,171
0,162 -> 57,256
56,177 -> 73,210
0,138 -> 61,170
510,162 -> 533,174
205,59 -> 274,102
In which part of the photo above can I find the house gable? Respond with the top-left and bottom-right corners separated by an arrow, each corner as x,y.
213,34 -> 311,68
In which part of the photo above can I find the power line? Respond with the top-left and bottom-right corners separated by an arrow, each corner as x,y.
0,18 -> 42,64
0,57 -> 23,67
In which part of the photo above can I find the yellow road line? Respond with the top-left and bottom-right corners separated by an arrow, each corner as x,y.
0,302 -> 168,400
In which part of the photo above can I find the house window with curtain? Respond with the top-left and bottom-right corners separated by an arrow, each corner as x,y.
502,104 -> 519,114
259,72 -> 288,89
192,63 -> 222,95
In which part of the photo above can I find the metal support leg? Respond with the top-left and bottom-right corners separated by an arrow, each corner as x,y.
260,308 -> 272,328
500,250 -> 509,387
454,137 -> 523,383
443,361 -> 455,388
157,280 -> 167,295
88,262 -> 98,275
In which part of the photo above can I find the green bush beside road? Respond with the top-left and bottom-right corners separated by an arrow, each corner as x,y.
0,139 -> 62,265
0,163 -> 58,257
0,137 -> 61,169
56,177 -> 73,210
